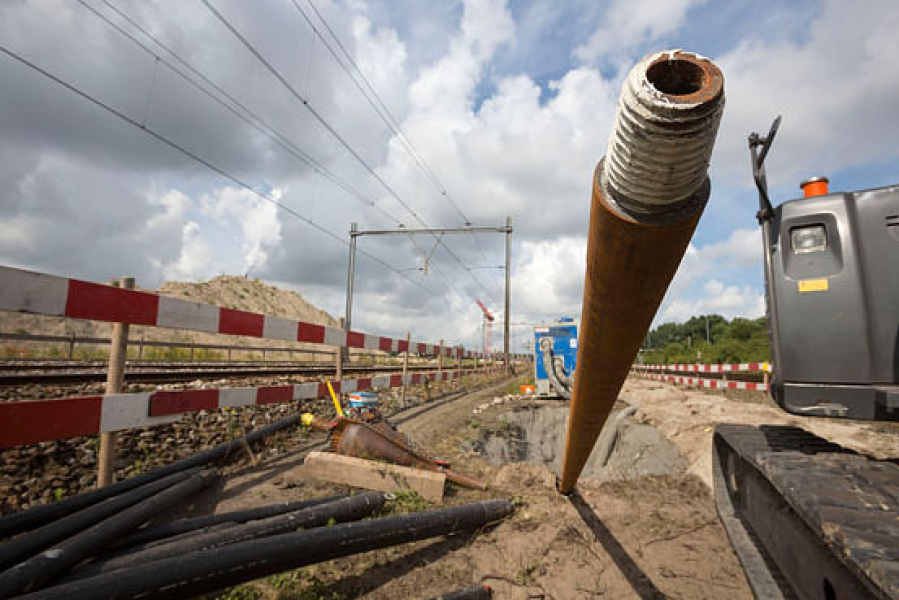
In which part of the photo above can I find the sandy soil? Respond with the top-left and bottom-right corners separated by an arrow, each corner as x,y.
185,376 -> 764,600
622,377 -> 899,489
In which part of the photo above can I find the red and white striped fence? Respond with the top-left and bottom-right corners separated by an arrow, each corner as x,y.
0,265 -> 490,359
0,264 -> 518,450
634,372 -> 769,392
0,367 -> 502,449
632,362 -> 771,373
631,362 -> 770,392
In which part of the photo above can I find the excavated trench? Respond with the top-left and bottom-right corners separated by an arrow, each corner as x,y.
473,401 -> 686,481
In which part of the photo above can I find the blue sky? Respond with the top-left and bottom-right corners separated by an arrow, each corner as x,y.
1,0 -> 898,353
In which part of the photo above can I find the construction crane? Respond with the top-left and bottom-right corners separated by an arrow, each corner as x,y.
475,299 -> 494,360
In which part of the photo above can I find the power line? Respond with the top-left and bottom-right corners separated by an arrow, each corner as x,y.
201,0 -> 499,304
82,0 -> 460,302
0,42 -> 443,303
296,0 -> 469,224
295,0 -> 505,295
191,0 -> 461,299
87,0 -> 406,229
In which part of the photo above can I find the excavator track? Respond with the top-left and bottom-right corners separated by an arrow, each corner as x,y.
713,424 -> 899,600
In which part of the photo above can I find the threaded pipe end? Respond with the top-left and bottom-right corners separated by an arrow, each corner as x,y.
603,50 -> 725,218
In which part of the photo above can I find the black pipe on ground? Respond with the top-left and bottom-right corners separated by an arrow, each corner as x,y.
427,584 -> 493,599
20,499 -> 513,600
69,491 -> 386,579
0,414 -> 302,540
109,492 -> 350,550
0,467 -> 200,572
0,469 -> 217,597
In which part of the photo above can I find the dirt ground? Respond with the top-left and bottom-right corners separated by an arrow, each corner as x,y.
621,376 -> 899,489
145,374 -> 899,599
156,375 -> 737,600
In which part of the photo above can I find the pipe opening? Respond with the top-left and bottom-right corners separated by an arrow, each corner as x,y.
646,59 -> 704,96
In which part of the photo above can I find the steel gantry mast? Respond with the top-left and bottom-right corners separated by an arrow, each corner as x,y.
344,220 -> 513,372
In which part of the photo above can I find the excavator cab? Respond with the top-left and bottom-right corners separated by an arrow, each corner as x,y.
750,117 -> 899,421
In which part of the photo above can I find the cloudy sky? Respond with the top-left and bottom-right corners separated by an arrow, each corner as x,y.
2,0 -> 899,354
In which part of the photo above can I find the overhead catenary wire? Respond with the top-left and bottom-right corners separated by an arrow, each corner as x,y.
0,42 -> 443,302
298,0 -> 506,290
84,0 -> 459,303
202,0 -> 499,305
294,0 -> 468,223
87,0 -> 405,229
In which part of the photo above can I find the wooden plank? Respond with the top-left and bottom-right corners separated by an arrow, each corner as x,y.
296,451 -> 445,503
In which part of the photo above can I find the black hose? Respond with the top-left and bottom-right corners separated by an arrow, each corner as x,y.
0,414 -> 302,540
0,467 -> 201,572
109,492 -> 349,550
0,469 -> 217,597
426,584 -> 493,600
20,499 -> 514,600
67,491 -> 386,579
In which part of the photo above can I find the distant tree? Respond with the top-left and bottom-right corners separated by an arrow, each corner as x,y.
641,315 -> 770,364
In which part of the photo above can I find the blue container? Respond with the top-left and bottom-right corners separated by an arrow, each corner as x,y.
534,318 -> 578,397
347,391 -> 379,409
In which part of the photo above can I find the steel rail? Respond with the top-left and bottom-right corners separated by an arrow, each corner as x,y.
0,363 -> 464,386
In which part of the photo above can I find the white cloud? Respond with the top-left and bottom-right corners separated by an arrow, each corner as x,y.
512,237 -> 586,319
164,221 -> 212,281
667,227 -> 762,295
200,186 -> 282,275
574,0 -> 707,66
660,282 -> 764,322
712,0 -> 899,188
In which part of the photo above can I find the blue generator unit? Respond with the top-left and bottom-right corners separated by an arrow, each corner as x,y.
534,318 -> 578,397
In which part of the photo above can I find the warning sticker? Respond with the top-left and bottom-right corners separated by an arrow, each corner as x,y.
798,278 -> 829,293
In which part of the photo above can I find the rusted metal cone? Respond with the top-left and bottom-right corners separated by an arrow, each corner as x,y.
333,419 -> 487,490
559,50 -> 725,494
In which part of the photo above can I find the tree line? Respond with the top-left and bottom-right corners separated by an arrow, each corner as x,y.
640,315 -> 770,364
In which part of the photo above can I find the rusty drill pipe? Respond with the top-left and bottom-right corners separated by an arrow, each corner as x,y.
558,50 -> 724,494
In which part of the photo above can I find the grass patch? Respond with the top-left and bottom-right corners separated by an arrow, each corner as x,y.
502,375 -> 534,396
377,490 -> 429,516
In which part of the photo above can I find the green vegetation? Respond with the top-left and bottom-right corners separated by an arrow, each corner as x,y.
640,315 -> 770,364
503,375 -> 533,396
378,490 -> 429,515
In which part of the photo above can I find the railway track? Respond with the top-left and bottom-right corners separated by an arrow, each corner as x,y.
0,362 -> 452,386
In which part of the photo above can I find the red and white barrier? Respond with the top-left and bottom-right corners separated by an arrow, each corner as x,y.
633,372 -> 769,392
0,266 -> 483,359
0,367 -> 503,449
632,362 -> 771,373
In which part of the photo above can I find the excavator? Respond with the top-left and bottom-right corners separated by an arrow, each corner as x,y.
710,117 -> 899,600
556,49 -> 899,600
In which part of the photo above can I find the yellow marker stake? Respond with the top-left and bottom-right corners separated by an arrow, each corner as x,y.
326,380 -> 345,418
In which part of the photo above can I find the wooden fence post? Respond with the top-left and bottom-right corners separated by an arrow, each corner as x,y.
335,317 -> 345,384
401,332 -> 410,407
97,276 -> 133,488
